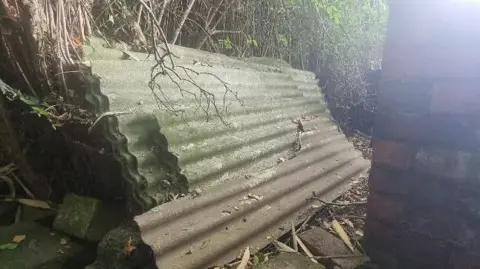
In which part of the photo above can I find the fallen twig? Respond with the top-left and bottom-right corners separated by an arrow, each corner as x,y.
291,221 -> 298,252
338,214 -> 366,220
235,246 -> 250,269
299,212 -> 315,231
294,234 -> 318,264
12,173 -> 35,199
307,196 -> 367,206
2,198 -> 52,210
313,254 -> 367,260
332,218 -> 355,253
272,239 -> 296,253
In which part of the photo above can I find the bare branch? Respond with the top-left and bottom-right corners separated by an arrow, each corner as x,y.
138,0 -> 244,126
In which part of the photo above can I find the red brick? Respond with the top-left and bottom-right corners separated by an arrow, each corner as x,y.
368,165 -> 410,196
374,114 -> 427,142
405,209 -> 456,241
365,247 -> 399,269
364,220 -> 398,248
397,232 -> 450,266
450,220 -> 480,248
375,113 -> 480,149
450,250 -> 480,269
383,5 -> 480,82
430,82 -> 480,114
382,44 -> 480,81
387,2 -> 480,48
377,80 -> 432,115
407,177 -> 455,209
454,186 -> 480,220
367,192 -> 404,224
398,258 -> 448,269
414,148 -> 480,182
372,140 -> 412,169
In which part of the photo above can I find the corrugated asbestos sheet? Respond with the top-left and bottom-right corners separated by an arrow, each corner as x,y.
83,38 -> 369,268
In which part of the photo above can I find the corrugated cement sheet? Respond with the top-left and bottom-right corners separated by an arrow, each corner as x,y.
84,38 -> 365,211
84,38 -> 370,268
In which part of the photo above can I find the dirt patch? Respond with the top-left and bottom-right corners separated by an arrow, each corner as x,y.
347,133 -> 372,160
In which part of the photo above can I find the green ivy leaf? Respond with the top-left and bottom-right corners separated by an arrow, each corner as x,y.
252,252 -> 268,266
0,243 -> 19,250
246,35 -> 259,47
225,36 -> 233,50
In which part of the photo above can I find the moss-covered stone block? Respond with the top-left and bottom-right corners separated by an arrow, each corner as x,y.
53,194 -> 127,242
53,194 -> 101,240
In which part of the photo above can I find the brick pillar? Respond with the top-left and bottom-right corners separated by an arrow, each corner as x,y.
365,2 -> 480,269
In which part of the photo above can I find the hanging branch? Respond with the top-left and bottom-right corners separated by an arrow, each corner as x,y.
138,0 -> 245,126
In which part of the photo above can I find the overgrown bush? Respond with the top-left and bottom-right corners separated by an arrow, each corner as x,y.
239,0 -> 388,132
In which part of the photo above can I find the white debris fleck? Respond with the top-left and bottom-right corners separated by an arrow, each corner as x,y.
222,210 -> 231,216
247,193 -> 263,201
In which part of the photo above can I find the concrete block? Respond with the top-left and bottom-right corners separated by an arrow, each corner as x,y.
298,227 -> 369,269
255,252 -> 325,269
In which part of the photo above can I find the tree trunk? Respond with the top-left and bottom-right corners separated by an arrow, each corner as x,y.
0,81 -> 49,200
170,0 -> 196,45
158,0 -> 170,26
